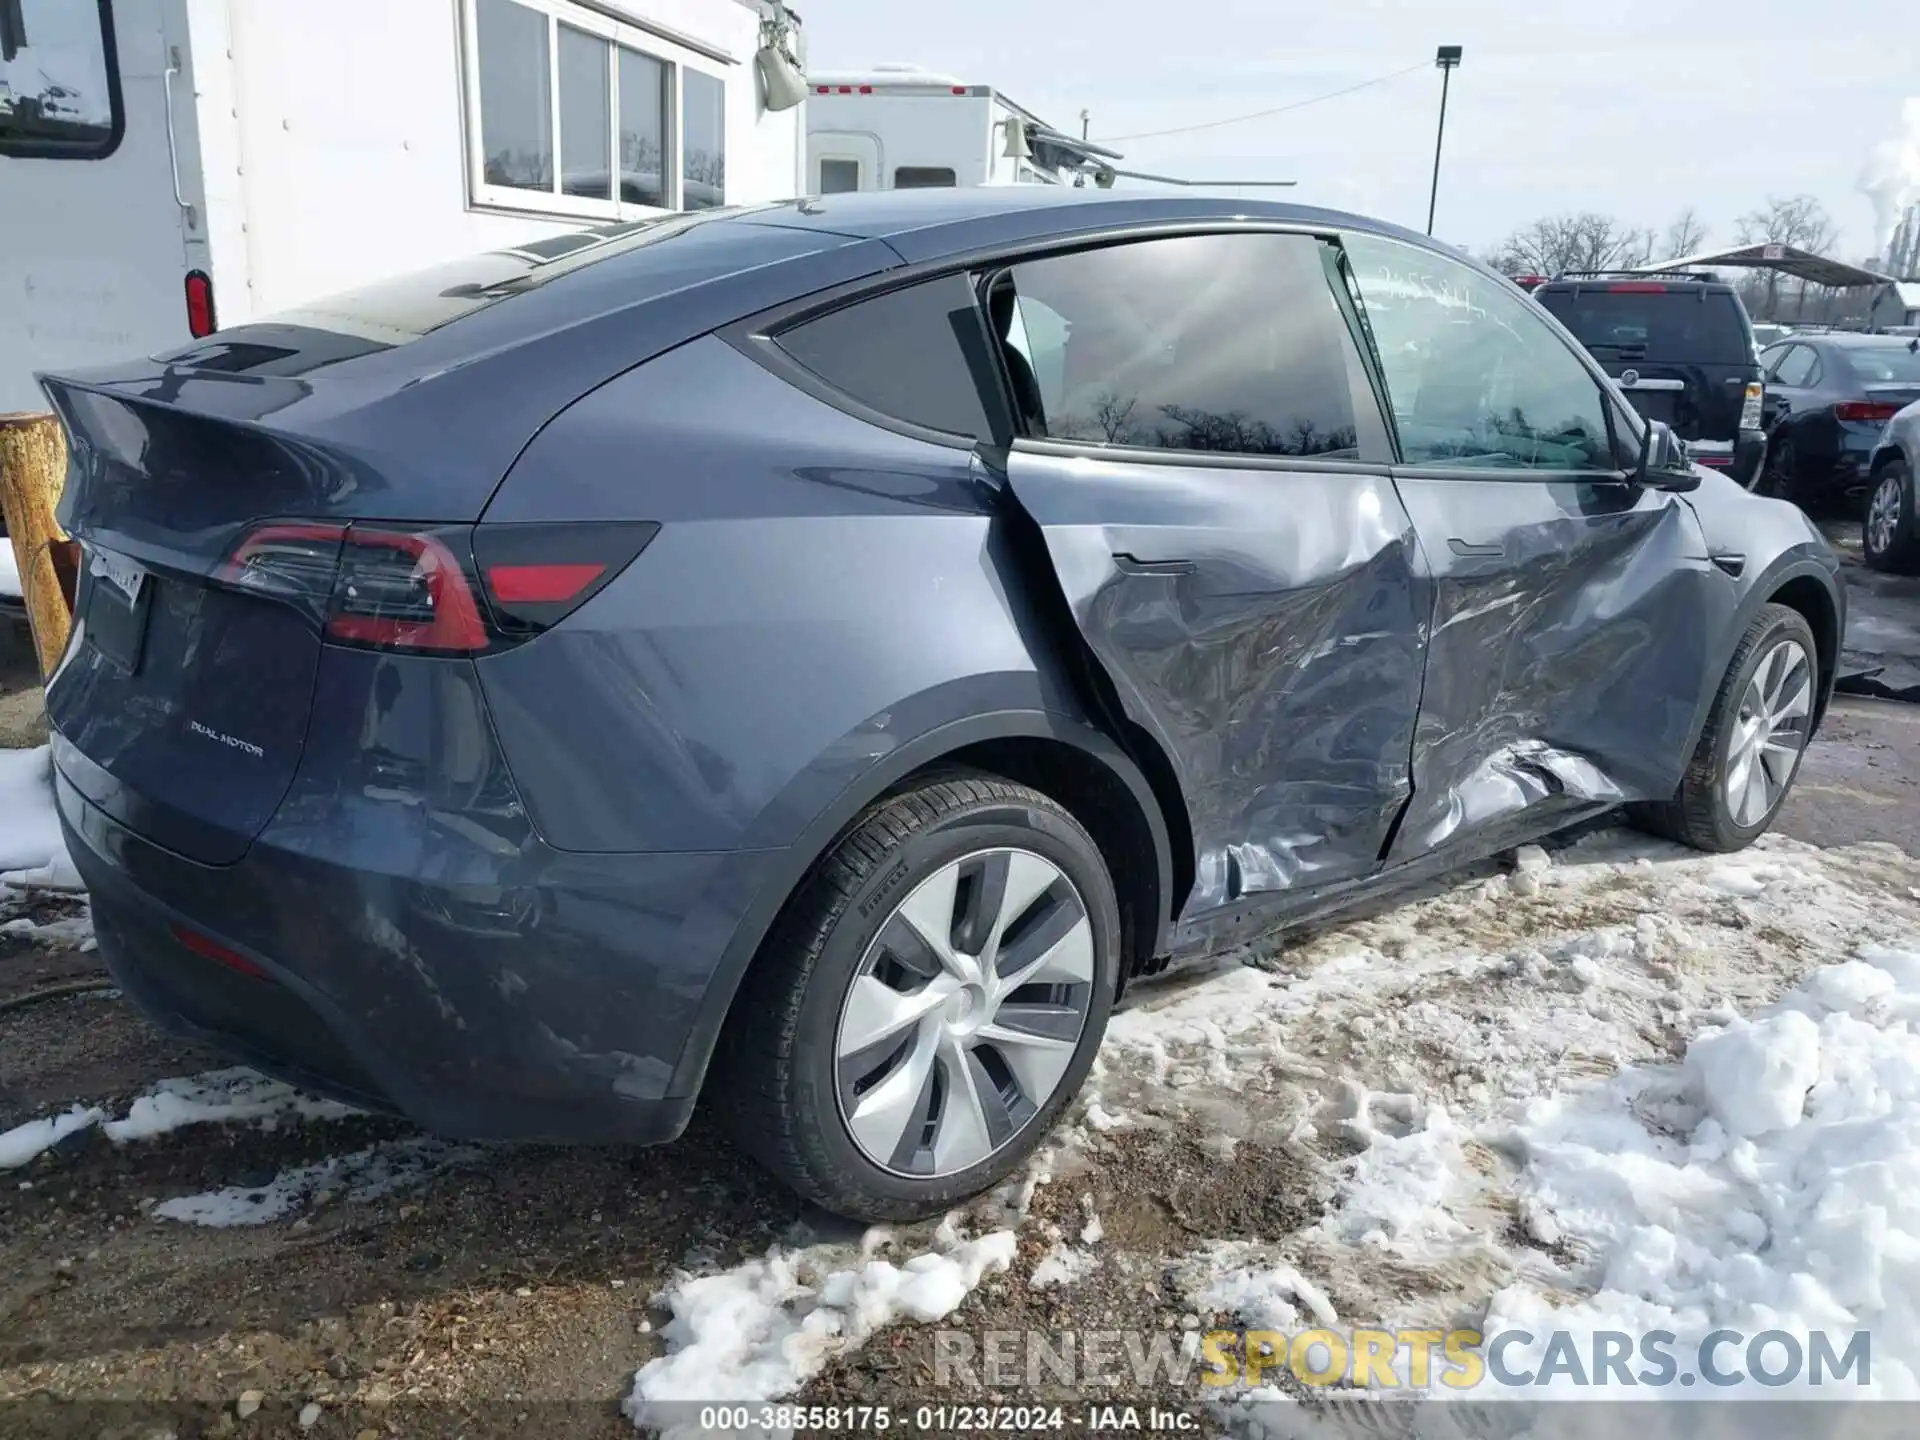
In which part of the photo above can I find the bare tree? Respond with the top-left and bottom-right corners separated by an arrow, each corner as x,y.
1661,208 -> 1709,260
1735,195 -> 1839,319
1492,212 -> 1655,278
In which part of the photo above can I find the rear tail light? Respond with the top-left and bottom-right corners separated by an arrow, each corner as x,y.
327,528 -> 490,651
1740,382 -> 1764,431
219,520 -> 658,650
472,522 -> 659,637
184,269 -> 217,338
1834,401 -> 1900,424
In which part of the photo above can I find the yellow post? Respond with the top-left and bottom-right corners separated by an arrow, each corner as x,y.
0,411 -> 74,679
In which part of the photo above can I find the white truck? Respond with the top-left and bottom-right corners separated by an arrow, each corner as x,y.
806,64 -> 1117,195
0,0 -> 807,415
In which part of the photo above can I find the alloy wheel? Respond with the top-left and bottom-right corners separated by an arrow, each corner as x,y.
1867,472 -> 1903,557
833,847 -> 1095,1178
1724,638 -> 1813,828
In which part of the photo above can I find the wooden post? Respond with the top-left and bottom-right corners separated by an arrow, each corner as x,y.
0,411 -> 73,679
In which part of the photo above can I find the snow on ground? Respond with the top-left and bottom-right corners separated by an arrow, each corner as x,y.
0,545 -> 20,599
153,1137 -> 483,1228
0,744 -> 82,891
1080,830 -> 1920,1413
1486,942 -> 1920,1398
624,1224 -> 1020,1434
0,1067 -> 357,1170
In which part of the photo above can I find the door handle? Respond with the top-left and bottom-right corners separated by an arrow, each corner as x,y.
1446,539 -> 1505,559
1113,553 -> 1196,576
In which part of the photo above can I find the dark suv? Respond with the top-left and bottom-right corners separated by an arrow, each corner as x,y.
1535,273 -> 1765,486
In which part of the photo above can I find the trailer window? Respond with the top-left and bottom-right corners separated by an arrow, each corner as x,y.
819,158 -> 861,194
682,68 -> 725,211
895,167 -> 957,189
0,0 -> 123,160
464,0 -> 726,219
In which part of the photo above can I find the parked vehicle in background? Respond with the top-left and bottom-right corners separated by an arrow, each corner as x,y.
1534,272 -> 1765,486
1751,322 -> 1793,349
1864,396 -> 1920,573
1757,335 -> 1920,511
0,0 -> 805,414
806,64 -> 1112,193
40,191 -> 1844,1221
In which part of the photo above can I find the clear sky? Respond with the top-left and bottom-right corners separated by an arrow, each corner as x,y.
795,0 -> 1920,262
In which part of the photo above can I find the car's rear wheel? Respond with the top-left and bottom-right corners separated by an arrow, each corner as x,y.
1629,603 -> 1817,853
1864,460 -> 1920,575
716,773 -> 1119,1222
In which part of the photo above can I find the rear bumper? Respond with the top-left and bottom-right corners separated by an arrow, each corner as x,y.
55,753 -> 783,1145
1688,431 -> 1765,487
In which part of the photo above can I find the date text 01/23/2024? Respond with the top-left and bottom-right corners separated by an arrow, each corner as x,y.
692,1403 -> 1200,1431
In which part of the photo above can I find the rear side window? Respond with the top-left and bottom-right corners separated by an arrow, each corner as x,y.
0,0 -> 122,159
995,233 -> 1367,458
1771,345 -> 1817,386
1537,287 -> 1751,363
774,272 -> 1000,439
1850,345 -> 1920,383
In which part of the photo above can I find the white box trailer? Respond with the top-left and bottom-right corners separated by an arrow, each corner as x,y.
0,0 -> 805,414
806,64 -> 1109,195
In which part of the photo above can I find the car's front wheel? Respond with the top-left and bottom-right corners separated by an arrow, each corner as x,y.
1864,459 -> 1920,575
1630,603 -> 1818,853
718,773 -> 1120,1222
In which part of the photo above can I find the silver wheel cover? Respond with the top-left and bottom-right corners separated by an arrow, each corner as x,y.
833,847 -> 1095,1178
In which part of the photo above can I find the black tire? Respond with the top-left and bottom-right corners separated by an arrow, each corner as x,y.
1864,459 -> 1920,575
715,772 -> 1121,1222
1629,603 -> 1819,853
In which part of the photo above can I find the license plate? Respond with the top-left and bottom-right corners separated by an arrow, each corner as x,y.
86,549 -> 152,672
92,547 -> 146,604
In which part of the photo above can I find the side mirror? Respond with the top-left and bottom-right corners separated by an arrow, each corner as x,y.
1635,419 -> 1702,492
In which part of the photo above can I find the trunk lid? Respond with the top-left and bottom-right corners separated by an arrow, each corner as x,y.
42,383 -> 347,864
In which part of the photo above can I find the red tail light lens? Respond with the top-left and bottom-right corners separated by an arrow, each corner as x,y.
326,529 -> 489,652
472,522 -> 659,637
1834,401 -> 1900,423
184,269 -> 217,338
221,522 -> 488,652
220,520 -> 658,649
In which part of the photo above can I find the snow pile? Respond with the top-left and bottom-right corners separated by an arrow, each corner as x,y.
1488,943 -> 1920,1397
625,1227 -> 1017,1431
0,1067 -> 357,1170
1030,1242 -> 1099,1290
1,909 -> 94,947
155,1137 -> 480,1227
0,745 -> 80,890
0,1106 -> 103,1170
0,545 -> 19,599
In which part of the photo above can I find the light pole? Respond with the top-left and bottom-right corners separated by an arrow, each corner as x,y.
1426,45 -> 1462,236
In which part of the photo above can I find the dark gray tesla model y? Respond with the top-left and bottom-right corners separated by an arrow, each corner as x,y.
39,191 -> 1844,1220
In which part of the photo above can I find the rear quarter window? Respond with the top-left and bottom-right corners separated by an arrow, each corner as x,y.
772,272 -> 1002,440
0,0 -> 122,159
1538,288 -> 1751,364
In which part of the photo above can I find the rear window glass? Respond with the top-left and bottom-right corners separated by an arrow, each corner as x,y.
775,272 -> 999,439
0,0 -> 121,159
1538,288 -> 1750,362
1849,344 -> 1920,383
